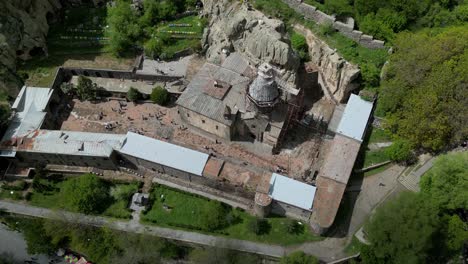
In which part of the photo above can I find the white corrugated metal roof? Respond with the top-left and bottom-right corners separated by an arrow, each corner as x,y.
336,94 -> 373,141
268,173 -> 316,210
12,86 -> 53,112
1,87 -> 53,151
119,132 -> 209,176
27,130 -> 126,157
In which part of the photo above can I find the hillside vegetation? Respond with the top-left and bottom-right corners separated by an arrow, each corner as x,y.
305,0 -> 468,42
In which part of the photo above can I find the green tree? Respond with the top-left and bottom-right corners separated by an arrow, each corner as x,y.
127,87 -> 142,101
420,152 -> 468,211
200,201 -> 227,231
107,0 -> 141,55
379,26 -> 468,151
144,38 -> 163,58
385,139 -> 414,163
443,214 -> 468,255
150,86 -> 169,105
324,0 -> 353,17
19,219 -> 55,255
61,174 -> 111,214
0,103 -> 11,126
280,251 -> 319,264
60,82 -> 75,95
76,75 -> 97,101
364,192 -> 439,264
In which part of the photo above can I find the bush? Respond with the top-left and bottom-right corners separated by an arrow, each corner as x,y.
61,174 -> 111,214
150,86 -> 169,105
290,32 -> 309,61
247,218 -> 270,235
285,219 -> 304,235
385,139 -> 414,163
127,87 -> 142,102
318,21 -> 335,36
280,251 -> 319,264
200,201 -> 228,231
2,180 -> 27,191
76,75 -> 97,101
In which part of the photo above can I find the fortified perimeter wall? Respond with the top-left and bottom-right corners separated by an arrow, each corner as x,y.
282,0 -> 386,49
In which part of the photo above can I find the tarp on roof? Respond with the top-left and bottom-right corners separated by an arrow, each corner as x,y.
268,173 -> 316,210
119,132 -> 209,176
336,94 -> 373,141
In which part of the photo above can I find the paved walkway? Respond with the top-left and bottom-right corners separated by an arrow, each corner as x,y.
347,164 -> 405,237
0,201 -> 285,258
0,200 -> 352,262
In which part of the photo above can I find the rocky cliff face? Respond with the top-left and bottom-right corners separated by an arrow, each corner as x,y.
0,0 -> 61,97
295,24 -> 360,103
201,0 -> 300,73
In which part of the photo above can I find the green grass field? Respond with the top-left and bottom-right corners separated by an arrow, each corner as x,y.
362,148 -> 390,168
142,185 -> 322,245
367,128 -> 392,144
29,177 -> 138,219
17,6 -> 135,87
155,15 -> 205,56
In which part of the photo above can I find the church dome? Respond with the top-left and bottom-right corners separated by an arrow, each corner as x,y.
248,63 -> 279,104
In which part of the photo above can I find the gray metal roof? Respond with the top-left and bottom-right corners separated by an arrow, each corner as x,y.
336,94 -> 373,141
24,130 -> 126,157
1,86 -> 53,147
268,173 -> 316,210
119,132 -> 209,176
176,63 -> 250,126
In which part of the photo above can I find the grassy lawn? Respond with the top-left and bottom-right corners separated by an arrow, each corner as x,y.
362,148 -> 390,168
0,188 -> 24,201
17,6 -> 135,87
29,176 -> 138,219
142,185 -> 321,245
367,128 -> 392,144
154,15 -> 205,56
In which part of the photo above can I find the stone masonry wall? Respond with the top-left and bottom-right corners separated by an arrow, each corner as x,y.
282,0 -> 386,49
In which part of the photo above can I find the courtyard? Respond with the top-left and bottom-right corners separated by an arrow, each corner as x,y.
57,94 -> 324,186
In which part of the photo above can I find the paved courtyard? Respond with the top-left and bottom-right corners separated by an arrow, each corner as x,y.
58,98 -> 323,188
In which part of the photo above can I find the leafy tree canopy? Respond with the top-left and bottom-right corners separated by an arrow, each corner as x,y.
364,152 -> 468,263
365,192 -> 439,264
61,174 -> 111,214
76,75 -> 97,101
378,26 -> 468,151
420,152 -> 468,211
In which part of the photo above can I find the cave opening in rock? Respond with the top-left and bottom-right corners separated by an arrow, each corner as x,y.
29,47 -> 45,57
46,11 -> 54,24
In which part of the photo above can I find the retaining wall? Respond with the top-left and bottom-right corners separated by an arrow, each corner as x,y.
282,0 -> 386,49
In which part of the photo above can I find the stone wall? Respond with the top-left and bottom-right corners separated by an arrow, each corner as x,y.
57,66 -> 181,84
178,107 -> 233,140
295,24 -> 360,103
270,200 -> 312,221
282,0 -> 386,49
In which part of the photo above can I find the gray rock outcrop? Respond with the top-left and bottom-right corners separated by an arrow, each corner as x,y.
201,1 -> 300,72
0,0 -> 61,97
295,24 -> 360,103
